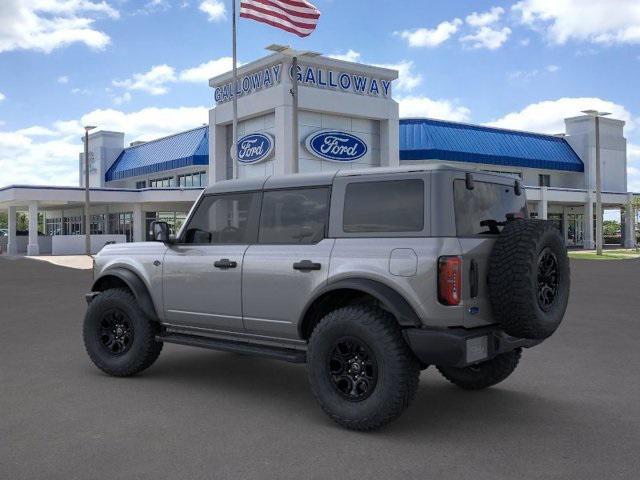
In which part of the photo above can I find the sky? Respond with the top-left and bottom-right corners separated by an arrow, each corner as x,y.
0,0 -> 639,192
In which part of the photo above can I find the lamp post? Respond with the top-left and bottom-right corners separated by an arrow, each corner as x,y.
582,110 -> 611,255
266,44 -> 320,174
83,125 -> 96,255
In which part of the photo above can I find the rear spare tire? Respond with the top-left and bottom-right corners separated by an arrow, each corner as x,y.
488,219 -> 570,340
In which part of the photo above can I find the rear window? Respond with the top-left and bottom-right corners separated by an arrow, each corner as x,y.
454,179 -> 527,236
343,179 -> 424,233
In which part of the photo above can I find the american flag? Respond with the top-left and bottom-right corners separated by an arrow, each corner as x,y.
240,0 -> 321,38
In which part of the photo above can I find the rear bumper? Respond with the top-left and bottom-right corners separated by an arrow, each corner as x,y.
403,326 -> 541,368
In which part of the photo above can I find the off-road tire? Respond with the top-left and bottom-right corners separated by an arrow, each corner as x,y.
307,306 -> 420,431
437,348 -> 522,390
488,219 -> 570,340
83,288 -> 163,377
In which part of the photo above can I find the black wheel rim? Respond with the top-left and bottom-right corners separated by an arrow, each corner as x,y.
537,248 -> 559,311
327,337 -> 378,402
98,309 -> 134,356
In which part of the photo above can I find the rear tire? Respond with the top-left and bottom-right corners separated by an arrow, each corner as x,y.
307,306 -> 420,431
83,288 -> 163,377
437,349 -> 522,390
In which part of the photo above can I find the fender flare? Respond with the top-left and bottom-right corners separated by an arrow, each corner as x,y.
298,278 -> 422,336
92,268 -> 158,320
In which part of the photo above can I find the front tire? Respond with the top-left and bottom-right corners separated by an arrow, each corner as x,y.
307,306 -> 420,431
83,288 -> 163,377
437,348 -> 522,390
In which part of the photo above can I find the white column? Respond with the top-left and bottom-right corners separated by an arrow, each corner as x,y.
7,206 -> 18,255
379,104 -> 399,168
132,204 -> 144,243
539,187 -> 548,220
275,104 -> 294,176
624,193 -> 636,248
27,203 -> 40,256
584,196 -> 595,250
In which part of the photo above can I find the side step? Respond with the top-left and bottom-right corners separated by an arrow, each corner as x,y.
156,332 -> 307,364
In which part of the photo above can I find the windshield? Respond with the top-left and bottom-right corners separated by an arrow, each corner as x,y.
454,179 -> 527,236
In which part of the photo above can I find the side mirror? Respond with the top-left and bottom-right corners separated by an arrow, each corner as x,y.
150,221 -> 171,243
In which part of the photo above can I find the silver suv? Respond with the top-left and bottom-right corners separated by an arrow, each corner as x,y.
84,165 -> 570,430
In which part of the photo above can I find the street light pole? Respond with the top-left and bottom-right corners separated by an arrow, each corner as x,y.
582,110 -> 610,256
83,125 -> 96,255
594,115 -> 603,256
266,45 -> 320,175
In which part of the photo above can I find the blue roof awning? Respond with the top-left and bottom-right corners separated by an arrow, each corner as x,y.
105,126 -> 209,182
399,118 -> 584,172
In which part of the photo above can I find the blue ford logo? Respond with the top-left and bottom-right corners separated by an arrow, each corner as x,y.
235,133 -> 274,164
305,131 -> 368,162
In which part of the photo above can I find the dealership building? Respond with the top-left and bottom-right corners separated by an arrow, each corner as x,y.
0,52 -> 636,255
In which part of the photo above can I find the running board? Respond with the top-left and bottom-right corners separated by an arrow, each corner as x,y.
156,332 -> 307,364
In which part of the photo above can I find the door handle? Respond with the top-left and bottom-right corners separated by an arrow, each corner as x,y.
293,260 -> 321,271
214,258 -> 237,269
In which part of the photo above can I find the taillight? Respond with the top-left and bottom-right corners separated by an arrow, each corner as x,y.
438,256 -> 462,306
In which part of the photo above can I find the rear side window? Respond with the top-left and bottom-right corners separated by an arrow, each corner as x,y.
182,192 -> 260,244
259,188 -> 329,244
343,179 -> 424,233
454,179 -> 527,236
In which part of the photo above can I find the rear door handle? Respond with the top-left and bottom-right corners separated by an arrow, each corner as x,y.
214,258 -> 237,269
293,260 -> 321,271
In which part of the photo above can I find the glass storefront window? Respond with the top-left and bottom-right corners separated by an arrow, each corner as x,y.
145,211 -> 188,240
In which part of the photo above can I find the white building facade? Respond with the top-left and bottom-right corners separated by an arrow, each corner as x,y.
0,52 -> 636,255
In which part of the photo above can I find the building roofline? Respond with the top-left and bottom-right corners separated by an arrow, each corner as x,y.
121,125 -> 208,152
400,117 -> 569,141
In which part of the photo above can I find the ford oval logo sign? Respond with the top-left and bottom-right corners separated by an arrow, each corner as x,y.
305,130 -> 367,162
235,133 -> 275,164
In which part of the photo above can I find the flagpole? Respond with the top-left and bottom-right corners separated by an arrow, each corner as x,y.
231,0 -> 239,180
291,55 -> 299,174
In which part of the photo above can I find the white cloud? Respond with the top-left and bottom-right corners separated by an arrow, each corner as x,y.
57,75 -> 69,84
461,26 -> 511,50
113,91 -> 132,105
179,57 -> 234,82
466,7 -> 504,27
0,92 -> 5,102
396,19 -> 463,48
373,60 -> 422,93
520,38 -> 531,46
0,0 -> 119,54
112,57 -> 235,96
113,65 -> 177,95
328,50 -> 362,63
327,52 -> 422,93
199,0 -> 226,22
508,64 -> 560,81
486,97 -> 635,134
513,0 -> 640,45
398,96 -> 471,122
0,106 -> 209,187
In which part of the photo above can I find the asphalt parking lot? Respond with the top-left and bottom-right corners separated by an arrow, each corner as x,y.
1,256 -> 639,480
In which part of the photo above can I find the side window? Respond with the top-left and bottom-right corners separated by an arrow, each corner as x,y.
259,188 -> 330,244
343,179 -> 424,233
182,193 -> 260,244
